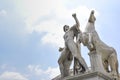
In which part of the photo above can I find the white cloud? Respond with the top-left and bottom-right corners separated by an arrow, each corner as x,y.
28,65 -> 43,76
0,71 -> 28,80
0,64 -> 8,69
14,0 -> 100,47
14,0 -> 60,34
27,65 -> 60,79
36,20 -> 64,47
0,64 -> 17,71
36,6 -> 99,47
0,10 -> 7,16
45,66 -> 60,79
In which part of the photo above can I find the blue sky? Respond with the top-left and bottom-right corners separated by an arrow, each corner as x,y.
0,0 -> 120,80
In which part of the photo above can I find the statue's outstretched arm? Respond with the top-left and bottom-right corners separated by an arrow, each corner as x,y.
72,13 -> 80,31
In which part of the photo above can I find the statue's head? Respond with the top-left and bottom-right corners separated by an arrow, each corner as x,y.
63,25 -> 69,32
88,10 -> 96,23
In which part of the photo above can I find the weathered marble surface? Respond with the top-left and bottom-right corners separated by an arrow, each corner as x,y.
64,71 -> 112,80
55,10 -> 119,80
58,13 -> 88,79
81,10 -> 119,78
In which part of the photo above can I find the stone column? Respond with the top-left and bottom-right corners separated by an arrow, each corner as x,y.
88,50 -> 106,73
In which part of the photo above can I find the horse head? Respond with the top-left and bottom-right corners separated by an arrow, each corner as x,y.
88,10 -> 96,23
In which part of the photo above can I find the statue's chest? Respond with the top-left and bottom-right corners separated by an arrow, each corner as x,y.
64,31 -> 74,40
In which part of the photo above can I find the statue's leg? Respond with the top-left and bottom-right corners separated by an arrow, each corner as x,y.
78,56 -> 89,72
74,57 -> 78,75
73,41 -> 82,75
63,52 -> 73,77
103,60 -> 109,72
88,33 -> 93,48
67,40 -> 88,72
58,48 -> 69,78
74,57 -> 83,75
108,52 -> 118,78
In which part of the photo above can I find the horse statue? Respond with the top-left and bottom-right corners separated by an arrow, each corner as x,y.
79,10 -> 119,79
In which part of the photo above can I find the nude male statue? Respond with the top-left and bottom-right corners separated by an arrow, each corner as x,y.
58,13 -> 88,78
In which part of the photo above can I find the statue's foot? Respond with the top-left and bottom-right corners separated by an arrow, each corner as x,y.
88,42 -> 93,49
85,69 -> 90,73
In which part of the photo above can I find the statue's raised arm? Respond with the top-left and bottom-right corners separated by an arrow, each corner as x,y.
72,13 -> 80,31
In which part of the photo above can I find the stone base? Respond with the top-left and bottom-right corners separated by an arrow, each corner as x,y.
63,71 -> 112,80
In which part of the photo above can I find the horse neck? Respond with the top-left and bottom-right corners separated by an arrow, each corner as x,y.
92,31 -> 101,47
85,22 -> 95,33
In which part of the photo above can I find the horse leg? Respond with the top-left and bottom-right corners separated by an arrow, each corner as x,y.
108,52 -> 118,79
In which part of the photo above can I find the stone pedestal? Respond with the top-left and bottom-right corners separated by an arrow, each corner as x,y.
88,51 -> 106,73
63,71 -> 112,80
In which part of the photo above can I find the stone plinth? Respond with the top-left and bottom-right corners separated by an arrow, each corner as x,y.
63,71 -> 112,80
88,51 -> 106,73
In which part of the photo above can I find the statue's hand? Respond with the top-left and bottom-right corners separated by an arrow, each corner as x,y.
59,47 -> 64,52
72,13 -> 76,18
88,42 -> 93,49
